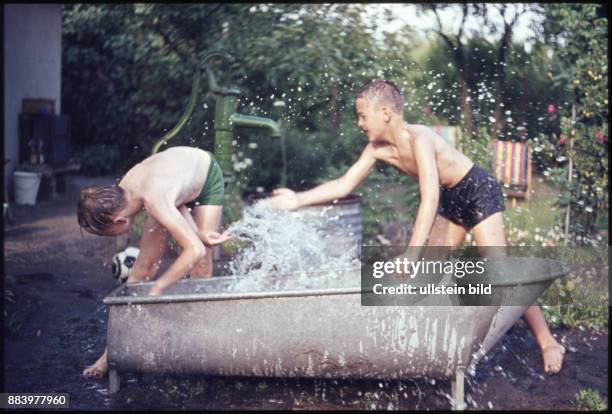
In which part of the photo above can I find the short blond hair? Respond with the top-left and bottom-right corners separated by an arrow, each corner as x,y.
356,79 -> 404,114
77,185 -> 126,235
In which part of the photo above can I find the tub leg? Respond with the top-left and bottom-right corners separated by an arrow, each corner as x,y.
451,366 -> 466,410
109,368 -> 120,394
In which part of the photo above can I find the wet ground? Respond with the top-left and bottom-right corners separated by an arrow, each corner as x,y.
3,179 -> 609,410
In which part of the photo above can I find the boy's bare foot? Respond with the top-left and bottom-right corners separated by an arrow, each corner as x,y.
83,350 -> 108,379
542,342 -> 565,374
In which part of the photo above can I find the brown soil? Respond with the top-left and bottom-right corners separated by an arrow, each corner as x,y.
2,178 -> 608,410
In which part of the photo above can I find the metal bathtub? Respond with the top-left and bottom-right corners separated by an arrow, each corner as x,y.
103,257 -> 566,409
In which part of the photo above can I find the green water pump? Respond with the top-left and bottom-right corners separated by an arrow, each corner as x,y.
151,50 -> 281,182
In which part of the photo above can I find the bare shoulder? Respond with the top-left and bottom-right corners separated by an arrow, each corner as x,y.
406,123 -> 439,140
405,124 -> 435,149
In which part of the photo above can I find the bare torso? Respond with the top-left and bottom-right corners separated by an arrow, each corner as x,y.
119,146 -> 212,207
371,123 -> 473,188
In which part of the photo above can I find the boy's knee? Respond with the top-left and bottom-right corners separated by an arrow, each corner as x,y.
191,244 -> 207,262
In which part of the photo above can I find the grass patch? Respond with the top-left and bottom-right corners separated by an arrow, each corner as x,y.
497,175 -> 608,332
574,388 -> 607,411
539,259 -> 608,332
502,175 -> 563,245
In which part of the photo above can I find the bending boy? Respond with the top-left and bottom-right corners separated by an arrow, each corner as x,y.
266,80 -> 565,374
77,146 -> 230,378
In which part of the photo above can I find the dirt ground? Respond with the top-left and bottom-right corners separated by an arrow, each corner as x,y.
2,176 -> 609,410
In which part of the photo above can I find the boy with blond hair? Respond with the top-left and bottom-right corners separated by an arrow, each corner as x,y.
267,80 -> 565,374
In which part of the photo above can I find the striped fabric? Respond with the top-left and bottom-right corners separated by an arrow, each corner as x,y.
432,126 -> 460,148
493,140 -> 528,187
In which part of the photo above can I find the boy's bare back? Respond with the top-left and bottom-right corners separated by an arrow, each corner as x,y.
119,146 -> 212,207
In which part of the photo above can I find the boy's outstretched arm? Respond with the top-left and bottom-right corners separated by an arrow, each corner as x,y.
268,144 -> 377,210
408,138 -> 440,248
144,199 -> 207,295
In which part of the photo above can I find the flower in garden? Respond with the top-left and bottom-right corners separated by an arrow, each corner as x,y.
595,129 -> 607,143
547,104 -> 557,114
559,134 -> 567,145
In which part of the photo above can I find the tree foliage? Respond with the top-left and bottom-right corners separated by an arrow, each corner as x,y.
535,4 -> 608,241
62,4 -> 607,240
62,4 -> 408,186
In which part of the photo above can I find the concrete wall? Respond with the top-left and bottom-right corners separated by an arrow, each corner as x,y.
3,4 -> 62,192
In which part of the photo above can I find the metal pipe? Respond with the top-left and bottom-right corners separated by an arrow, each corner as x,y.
230,113 -> 282,138
151,64 -> 201,155
214,94 -> 282,176
214,94 -> 239,175
147,48 -> 283,179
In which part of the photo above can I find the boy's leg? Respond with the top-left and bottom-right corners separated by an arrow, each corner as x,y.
83,215 -> 169,379
424,215 -> 468,269
427,214 -> 468,247
128,214 -> 170,282
83,349 -> 108,379
190,205 -> 223,278
470,212 -> 507,256
471,212 -> 565,374
522,305 -> 565,373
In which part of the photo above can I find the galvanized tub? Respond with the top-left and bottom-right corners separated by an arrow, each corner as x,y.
103,257 -> 566,409
246,193 -> 363,259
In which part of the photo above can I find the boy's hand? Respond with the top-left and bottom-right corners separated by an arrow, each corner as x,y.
199,229 -> 231,246
147,283 -> 165,296
390,249 -> 422,279
267,188 -> 300,211
402,248 -> 422,264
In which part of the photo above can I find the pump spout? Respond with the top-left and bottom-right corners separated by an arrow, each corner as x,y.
230,113 -> 282,138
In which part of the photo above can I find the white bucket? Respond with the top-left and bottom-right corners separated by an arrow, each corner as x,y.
13,170 -> 42,205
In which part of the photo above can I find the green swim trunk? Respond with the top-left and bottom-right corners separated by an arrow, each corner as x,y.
186,152 -> 225,208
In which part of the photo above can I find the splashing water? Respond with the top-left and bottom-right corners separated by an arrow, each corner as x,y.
225,201 -> 361,292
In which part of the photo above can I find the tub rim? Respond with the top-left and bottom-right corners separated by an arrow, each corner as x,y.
102,258 -> 566,306
103,280 -> 366,305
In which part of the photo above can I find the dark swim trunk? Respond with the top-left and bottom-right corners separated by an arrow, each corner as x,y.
186,152 -> 225,208
438,165 -> 505,229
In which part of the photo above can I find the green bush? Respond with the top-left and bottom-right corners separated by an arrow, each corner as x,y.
539,257 -> 608,332
457,126 -> 494,174
78,144 -> 122,176
540,4 -> 608,242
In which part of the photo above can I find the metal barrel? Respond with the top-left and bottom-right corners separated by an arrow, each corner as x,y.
246,193 -> 363,259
